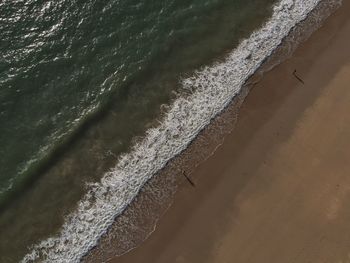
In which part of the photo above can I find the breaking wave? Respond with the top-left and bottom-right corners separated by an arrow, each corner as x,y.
22,0 -> 341,262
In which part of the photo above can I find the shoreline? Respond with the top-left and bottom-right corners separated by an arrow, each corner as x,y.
21,0 -> 341,261
84,0 -> 342,262
109,1 -> 350,262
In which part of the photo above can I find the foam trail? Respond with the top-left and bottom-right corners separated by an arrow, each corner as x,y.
22,0 -> 338,262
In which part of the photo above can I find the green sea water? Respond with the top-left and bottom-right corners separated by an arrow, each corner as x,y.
0,0 -> 276,261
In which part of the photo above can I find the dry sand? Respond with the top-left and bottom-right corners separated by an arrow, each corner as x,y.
113,2 -> 350,263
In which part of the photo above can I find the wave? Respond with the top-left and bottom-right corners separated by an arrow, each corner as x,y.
21,0 -> 340,262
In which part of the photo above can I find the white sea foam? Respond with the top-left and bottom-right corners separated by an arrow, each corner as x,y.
22,0 -> 336,261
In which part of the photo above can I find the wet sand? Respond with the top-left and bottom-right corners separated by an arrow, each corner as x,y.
113,2 -> 350,263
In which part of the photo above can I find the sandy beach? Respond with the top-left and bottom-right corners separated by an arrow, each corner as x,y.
111,2 -> 350,263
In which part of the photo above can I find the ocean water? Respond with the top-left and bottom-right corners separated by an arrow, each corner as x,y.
0,0 -> 339,262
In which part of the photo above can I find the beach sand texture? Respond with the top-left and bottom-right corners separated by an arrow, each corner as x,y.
112,1 -> 350,263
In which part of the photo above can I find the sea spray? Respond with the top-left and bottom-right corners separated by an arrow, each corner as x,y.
22,0 -> 341,262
